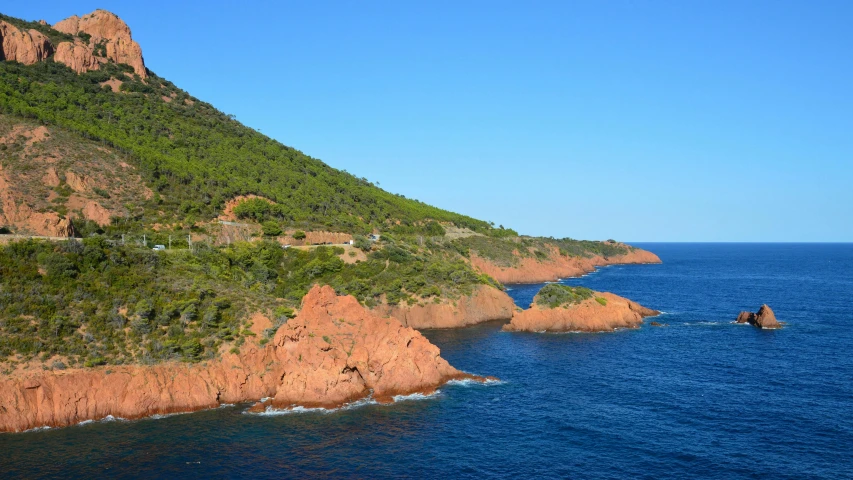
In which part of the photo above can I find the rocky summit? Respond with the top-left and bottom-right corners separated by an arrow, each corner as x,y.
0,9 -> 145,77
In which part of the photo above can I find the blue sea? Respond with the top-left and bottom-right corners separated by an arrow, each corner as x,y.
2,243 -> 852,479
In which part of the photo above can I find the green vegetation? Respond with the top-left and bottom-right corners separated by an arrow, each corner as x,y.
0,237 -> 497,369
595,297 -> 608,306
535,284 -> 594,309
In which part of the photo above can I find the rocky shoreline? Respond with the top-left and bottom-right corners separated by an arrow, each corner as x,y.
470,245 -> 661,285
0,286 -> 490,433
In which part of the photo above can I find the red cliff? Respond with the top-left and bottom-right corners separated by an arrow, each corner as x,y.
471,244 -> 661,284
374,285 -> 515,329
52,10 -> 146,78
0,285 -> 483,432
0,21 -> 53,64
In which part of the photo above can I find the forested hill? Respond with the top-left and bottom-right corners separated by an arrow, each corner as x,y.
0,13 -> 493,236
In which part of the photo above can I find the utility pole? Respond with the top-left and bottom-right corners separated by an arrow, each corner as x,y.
188,235 -> 192,250
142,234 -> 146,247
168,235 -> 172,250
121,234 -> 125,245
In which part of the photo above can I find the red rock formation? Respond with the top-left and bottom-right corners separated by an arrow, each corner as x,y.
503,291 -> 659,333
374,285 -> 515,329
471,244 -> 662,284
53,10 -> 146,78
735,304 -> 781,329
0,285 -> 484,432
0,21 -> 53,64
53,39 -> 101,74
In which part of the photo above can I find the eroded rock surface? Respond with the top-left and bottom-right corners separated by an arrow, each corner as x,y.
375,285 -> 515,329
53,10 -> 146,77
0,21 -> 53,64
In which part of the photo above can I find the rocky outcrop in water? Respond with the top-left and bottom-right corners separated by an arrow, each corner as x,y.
0,285 -> 484,432
503,291 -> 659,333
735,304 -> 781,329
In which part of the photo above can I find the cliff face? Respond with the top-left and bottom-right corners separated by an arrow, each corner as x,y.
1,10 -> 146,78
0,285 -> 480,433
0,21 -> 53,64
374,285 -> 515,329
471,245 -> 661,284
503,291 -> 659,333
53,10 -> 146,78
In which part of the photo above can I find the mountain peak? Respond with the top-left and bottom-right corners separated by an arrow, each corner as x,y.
53,9 -> 146,78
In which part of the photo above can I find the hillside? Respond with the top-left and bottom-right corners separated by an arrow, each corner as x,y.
1,10 -> 491,236
0,10 -> 660,374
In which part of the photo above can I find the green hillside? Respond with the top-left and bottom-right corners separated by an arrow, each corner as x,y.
0,59 -> 490,235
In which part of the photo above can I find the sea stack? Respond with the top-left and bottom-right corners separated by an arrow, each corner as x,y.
735,304 -> 781,329
503,284 -> 659,333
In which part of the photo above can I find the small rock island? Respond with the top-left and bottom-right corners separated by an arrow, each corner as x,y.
735,304 -> 781,329
502,284 -> 659,333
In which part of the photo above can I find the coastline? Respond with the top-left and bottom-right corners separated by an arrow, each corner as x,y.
0,285 -> 490,433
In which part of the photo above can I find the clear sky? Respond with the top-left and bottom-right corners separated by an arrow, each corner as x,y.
5,1 -> 852,241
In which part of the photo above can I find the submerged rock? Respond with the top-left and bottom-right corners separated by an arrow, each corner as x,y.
735,304 -> 781,329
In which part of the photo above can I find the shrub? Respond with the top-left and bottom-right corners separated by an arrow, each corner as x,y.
353,235 -> 372,251
595,297 -> 607,306
535,284 -> 594,309
292,230 -> 306,240
262,221 -> 282,236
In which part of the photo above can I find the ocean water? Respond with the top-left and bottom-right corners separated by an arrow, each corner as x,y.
2,243 -> 852,479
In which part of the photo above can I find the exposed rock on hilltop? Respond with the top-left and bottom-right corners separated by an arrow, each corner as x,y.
503,284 -> 659,333
0,285 -> 483,432
736,304 -> 781,329
0,21 -> 53,64
53,10 -> 146,78
0,10 -> 146,77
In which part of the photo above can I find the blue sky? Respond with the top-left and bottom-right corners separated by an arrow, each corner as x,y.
6,1 -> 852,241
